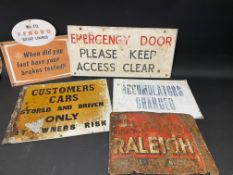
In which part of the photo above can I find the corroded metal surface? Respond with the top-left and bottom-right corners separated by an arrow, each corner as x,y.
109,112 -> 219,175
2,79 -> 112,144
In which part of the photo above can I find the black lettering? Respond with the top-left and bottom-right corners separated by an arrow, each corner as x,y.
129,50 -> 137,59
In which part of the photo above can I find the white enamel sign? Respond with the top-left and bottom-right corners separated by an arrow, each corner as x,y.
113,79 -> 203,119
12,19 -> 56,47
68,26 -> 177,78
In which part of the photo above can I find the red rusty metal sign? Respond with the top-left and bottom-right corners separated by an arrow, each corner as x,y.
109,112 -> 219,175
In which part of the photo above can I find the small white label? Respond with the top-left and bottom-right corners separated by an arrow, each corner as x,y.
113,79 -> 203,119
12,19 -> 56,47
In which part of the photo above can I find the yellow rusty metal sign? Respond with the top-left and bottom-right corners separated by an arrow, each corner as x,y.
2,79 -> 112,144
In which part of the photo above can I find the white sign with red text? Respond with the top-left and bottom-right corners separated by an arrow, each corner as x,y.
12,19 -> 56,47
68,26 -> 178,78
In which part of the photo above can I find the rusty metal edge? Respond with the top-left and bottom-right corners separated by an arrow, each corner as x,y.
188,116 -> 219,175
2,79 -> 111,144
2,86 -> 27,144
108,112 -> 219,175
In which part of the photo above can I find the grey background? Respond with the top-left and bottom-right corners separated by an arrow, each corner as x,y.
0,0 -> 233,174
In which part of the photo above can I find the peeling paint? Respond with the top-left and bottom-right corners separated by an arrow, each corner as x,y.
109,112 -> 219,175
2,79 -> 112,144
25,118 -> 43,133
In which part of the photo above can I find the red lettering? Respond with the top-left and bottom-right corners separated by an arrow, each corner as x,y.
109,35 -> 116,45
88,33 -> 95,44
140,36 -> 147,46
102,35 -> 107,45
125,36 -> 130,45
149,36 -> 156,45
95,35 -> 101,44
69,33 -> 131,45
83,34 -> 88,44
70,34 -> 76,44
140,36 -> 172,46
166,37 -> 172,46
157,36 -> 165,46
